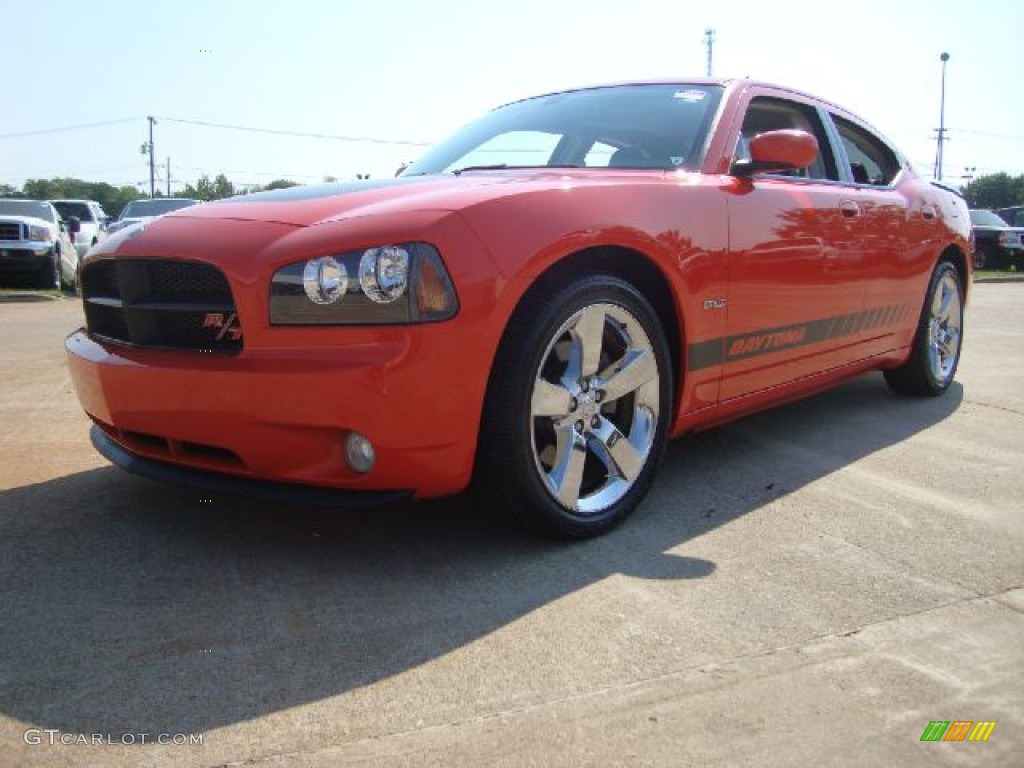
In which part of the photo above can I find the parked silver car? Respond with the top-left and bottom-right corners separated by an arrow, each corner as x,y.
0,199 -> 78,289
107,198 -> 200,234
48,199 -> 109,258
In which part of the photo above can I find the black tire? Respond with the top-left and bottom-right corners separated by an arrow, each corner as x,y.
475,273 -> 673,539
971,246 -> 987,270
35,249 -> 61,291
883,260 -> 963,397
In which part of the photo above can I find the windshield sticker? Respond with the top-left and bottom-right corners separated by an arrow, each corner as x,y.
673,90 -> 706,102
670,157 -> 684,166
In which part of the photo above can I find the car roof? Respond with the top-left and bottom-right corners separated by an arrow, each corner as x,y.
508,77 -> 846,110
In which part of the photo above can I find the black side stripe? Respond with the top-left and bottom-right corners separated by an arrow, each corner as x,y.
686,303 -> 912,372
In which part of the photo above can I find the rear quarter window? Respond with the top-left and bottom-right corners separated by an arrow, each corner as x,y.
831,115 -> 901,186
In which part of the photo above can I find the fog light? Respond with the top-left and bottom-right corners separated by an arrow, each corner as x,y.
345,432 -> 375,473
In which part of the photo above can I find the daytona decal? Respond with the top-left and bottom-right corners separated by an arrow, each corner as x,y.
687,303 -> 914,372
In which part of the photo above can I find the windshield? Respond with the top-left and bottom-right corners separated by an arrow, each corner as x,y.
51,201 -> 95,222
403,84 -> 723,175
0,199 -> 57,222
120,199 -> 199,219
969,210 -> 1009,227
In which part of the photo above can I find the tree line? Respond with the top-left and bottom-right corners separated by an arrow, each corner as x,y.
0,174 -> 303,218
4,171 -> 1024,216
961,173 -> 1024,210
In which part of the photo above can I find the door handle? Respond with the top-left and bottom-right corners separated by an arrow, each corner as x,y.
839,200 -> 860,218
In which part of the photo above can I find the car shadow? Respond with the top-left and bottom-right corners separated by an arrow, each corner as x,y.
0,374 -> 962,736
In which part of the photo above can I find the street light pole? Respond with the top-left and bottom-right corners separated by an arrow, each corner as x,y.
934,53 -> 950,181
147,116 -> 157,198
704,28 -> 715,77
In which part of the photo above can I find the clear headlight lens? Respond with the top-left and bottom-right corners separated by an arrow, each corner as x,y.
359,245 -> 409,303
303,256 -> 348,304
270,242 -> 458,325
28,225 -> 52,242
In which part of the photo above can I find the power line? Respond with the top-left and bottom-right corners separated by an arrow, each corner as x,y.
948,129 -> 1024,141
156,116 -> 432,146
0,118 -> 141,139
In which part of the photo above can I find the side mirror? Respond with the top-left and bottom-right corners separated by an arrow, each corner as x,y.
731,129 -> 818,178
66,216 -> 82,235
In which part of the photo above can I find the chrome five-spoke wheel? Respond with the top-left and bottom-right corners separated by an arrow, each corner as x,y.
884,259 -> 963,396
530,303 -> 660,516
927,270 -> 962,384
478,273 -> 672,538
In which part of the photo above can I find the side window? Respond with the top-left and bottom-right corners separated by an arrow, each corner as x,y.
831,115 -> 901,186
737,96 -> 838,181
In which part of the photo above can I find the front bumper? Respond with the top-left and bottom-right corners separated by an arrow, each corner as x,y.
65,326 -> 487,499
90,425 -> 411,506
0,242 -> 53,273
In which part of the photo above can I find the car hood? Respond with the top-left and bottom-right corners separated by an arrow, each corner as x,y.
162,171 -> 673,227
0,215 -> 55,229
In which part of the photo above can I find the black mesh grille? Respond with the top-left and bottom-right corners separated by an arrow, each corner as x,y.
0,222 -> 22,241
80,258 -> 242,352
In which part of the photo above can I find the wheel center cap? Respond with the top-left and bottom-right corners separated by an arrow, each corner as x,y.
580,393 -> 598,418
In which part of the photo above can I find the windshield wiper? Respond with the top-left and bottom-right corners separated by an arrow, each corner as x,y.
451,164 -> 509,175
450,163 -> 583,176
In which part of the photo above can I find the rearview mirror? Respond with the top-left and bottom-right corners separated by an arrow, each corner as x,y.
731,129 -> 819,178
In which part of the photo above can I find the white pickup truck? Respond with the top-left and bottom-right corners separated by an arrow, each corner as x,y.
0,199 -> 78,290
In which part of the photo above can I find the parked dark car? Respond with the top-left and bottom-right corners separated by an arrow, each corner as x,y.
994,205 -> 1024,228
969,209 -> 1024,270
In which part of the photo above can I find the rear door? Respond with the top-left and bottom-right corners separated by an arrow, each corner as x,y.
825,112 -> 917,358
720,91 -> 866,401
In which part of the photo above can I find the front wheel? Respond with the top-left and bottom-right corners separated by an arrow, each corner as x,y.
35,249 -> 61,291
476,273 -> 673,538
971,246 -> 987,270
883,259 -> 964,396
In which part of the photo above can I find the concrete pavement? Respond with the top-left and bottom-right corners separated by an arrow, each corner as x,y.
0,284 -> 1021,767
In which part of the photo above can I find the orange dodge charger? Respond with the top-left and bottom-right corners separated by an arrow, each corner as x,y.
66,79 -> 971,538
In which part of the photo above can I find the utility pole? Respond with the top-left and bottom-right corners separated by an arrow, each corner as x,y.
166,157 -> 171,197
934,53 -> 949,181
147,116 -> 157,197
704,28 -> 715,77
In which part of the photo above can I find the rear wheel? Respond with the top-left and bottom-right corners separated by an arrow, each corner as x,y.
884,259 -> 963,396
476,273 -> 672,538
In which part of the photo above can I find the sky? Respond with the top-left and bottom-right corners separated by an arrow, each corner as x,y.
3,0 -> 1023,193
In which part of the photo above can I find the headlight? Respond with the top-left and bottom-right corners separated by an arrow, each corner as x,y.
303,256 -> 348,304
270,242 -> 458,325
28,225 -> 52,242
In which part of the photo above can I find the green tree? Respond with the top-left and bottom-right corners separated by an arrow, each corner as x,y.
177,173 -> 236,201
20,177 -> 142,218
212,173 -> 234,199
962,173 -> 1024,209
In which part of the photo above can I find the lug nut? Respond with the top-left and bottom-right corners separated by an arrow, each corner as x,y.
575,420 -> 584,433
593,390 -> 603,403
581,379 -> 589,392
569,397 -> 578,412
591,416 -> 601,429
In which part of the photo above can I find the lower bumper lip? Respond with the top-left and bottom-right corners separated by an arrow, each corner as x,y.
91,425 -> 412,507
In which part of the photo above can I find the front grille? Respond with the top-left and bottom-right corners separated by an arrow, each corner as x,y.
0,222 -> 22,241
81,258 -> 243,352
